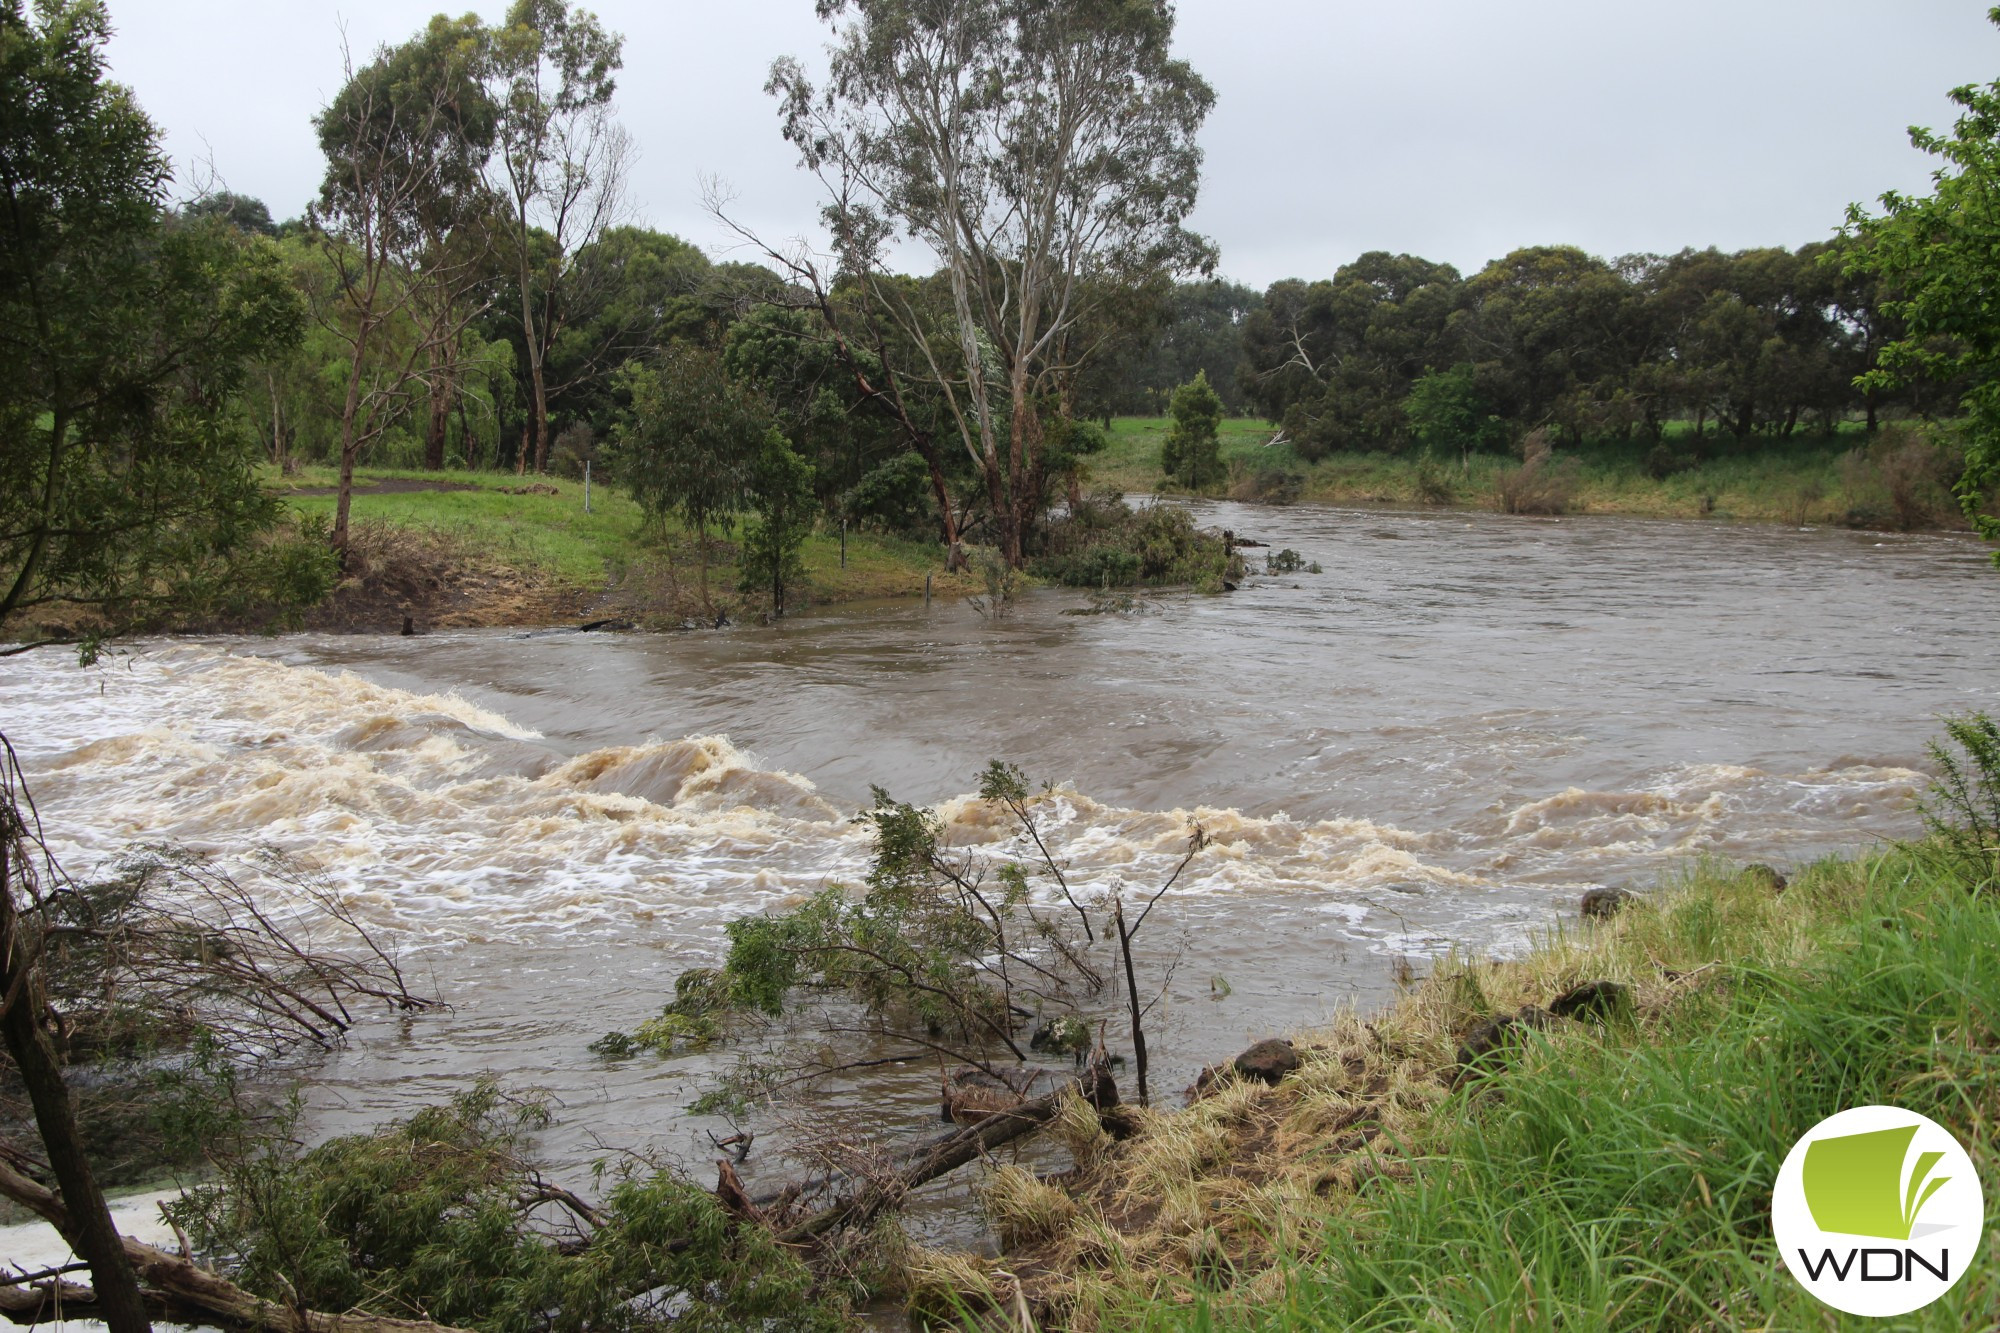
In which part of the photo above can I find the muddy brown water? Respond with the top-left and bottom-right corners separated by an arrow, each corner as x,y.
3,500 -> 1996,1245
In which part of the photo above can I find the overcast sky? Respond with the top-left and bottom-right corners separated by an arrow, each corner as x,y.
102,0 -> 1998,289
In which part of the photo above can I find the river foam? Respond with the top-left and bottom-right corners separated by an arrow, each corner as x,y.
0,643 -> 1926,965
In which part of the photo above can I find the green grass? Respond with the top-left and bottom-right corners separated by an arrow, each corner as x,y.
1089,417 -> 1281,494
274,464 -> 973,611
277,466 -> 651,588
1086,847 -> 1999,1330
1082,417 -> 1955,527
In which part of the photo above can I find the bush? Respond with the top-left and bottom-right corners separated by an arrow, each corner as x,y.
842,450 -> 936,539
548,422 -> 599,479
1031,496 -> 1227,588
1493,430 -> 1575,516
1838,427 -> 1963,530
1920,712 -> 2000,892
1413,455 -> 1455,505
1160,373 -> 1226,490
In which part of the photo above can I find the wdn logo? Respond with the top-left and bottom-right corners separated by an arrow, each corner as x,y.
1773,1107 -> 1985,1317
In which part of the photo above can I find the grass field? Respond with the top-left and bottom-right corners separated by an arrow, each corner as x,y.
275,466 -> 974,626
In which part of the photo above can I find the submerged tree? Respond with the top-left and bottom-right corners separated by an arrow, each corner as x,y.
0,0 -> 320,653
769,0 -> 1216,566
1160,370 -> 1224,490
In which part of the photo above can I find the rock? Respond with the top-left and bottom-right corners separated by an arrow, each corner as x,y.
1548,980 -> 1631,1022
1232,1037 -> 1299,1086
1455,1006 -> 1555,1079
1580,887 -> 1635,920
1742,863 -> 1788,894
576,618 -> 635,633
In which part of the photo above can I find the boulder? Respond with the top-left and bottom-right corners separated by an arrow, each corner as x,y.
1580,887 -> 1635,920
1232,1037 -> 1300,1086
1548,979 -> 1631,1022
1455,1006 -> 1555,1079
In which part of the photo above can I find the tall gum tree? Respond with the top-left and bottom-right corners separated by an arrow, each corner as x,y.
312,23 -> 495,554
481,0 -> 629,474
770,0 -> 1215,566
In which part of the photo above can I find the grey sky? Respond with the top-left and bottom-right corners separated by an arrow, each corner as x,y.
105,0 -> 1997,288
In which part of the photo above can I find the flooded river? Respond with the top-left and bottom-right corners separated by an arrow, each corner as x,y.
3,500 -> 1996,1211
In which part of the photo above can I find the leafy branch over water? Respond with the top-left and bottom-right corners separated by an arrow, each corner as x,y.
598,762 -> 1203,1113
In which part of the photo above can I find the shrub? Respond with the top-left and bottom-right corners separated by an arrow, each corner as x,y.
1160,373 -> 1225,490
1838,427 -> 1962,530
1413,455 -> 1455,505
1493,430 -> 1575,516
1919,712 -> 2000,893
1031,496 -> 1227,588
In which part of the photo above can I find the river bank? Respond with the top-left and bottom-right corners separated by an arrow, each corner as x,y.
274,466 -> 979,634
1089,416 -> 1981,530
905,831 -> 1999,1329
269,421 -> 1987,639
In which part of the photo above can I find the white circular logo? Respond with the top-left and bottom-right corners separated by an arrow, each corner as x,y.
1773,1106 -> 1985,1318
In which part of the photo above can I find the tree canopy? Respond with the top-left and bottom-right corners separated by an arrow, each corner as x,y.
0,0 -> 320,652
1847,4 -> 2000,551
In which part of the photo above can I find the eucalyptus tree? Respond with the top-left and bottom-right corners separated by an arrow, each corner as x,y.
769,0 -> 1215,566
481,0 -> 629,473
1,0 -> 311,657
1240,253 -> 1463,457
312,19 -> 496,552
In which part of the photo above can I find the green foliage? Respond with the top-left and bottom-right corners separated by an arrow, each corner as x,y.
1919,712 -> 2000,892
613,347 -> 769,538
1160,371 -> 1226,490
841,451 -> 936,538
1033,497 -> 1229,588
1847,10 -> 2000,555
169,1081 -> 841,1333
736,429 -> 816,615
605,772 -> 1114,1079
1264,548 -> 1306,575
1405,363 -> 1501,462
0,0 -> 311,641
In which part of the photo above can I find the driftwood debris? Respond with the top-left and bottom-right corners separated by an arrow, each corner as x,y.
0,1160 -> 474,1333
776,1084 -> 1071,1245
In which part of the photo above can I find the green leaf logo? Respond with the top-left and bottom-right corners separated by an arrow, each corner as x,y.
1801,1124 -> 1951,1240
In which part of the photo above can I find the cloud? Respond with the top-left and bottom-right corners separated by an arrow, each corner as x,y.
106,0 -> 1997,287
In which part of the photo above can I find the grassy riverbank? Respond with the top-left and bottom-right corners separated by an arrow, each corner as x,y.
1087,416 -> 1974,528
912,837 -> 1999,1327
274,466 -> 975,631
